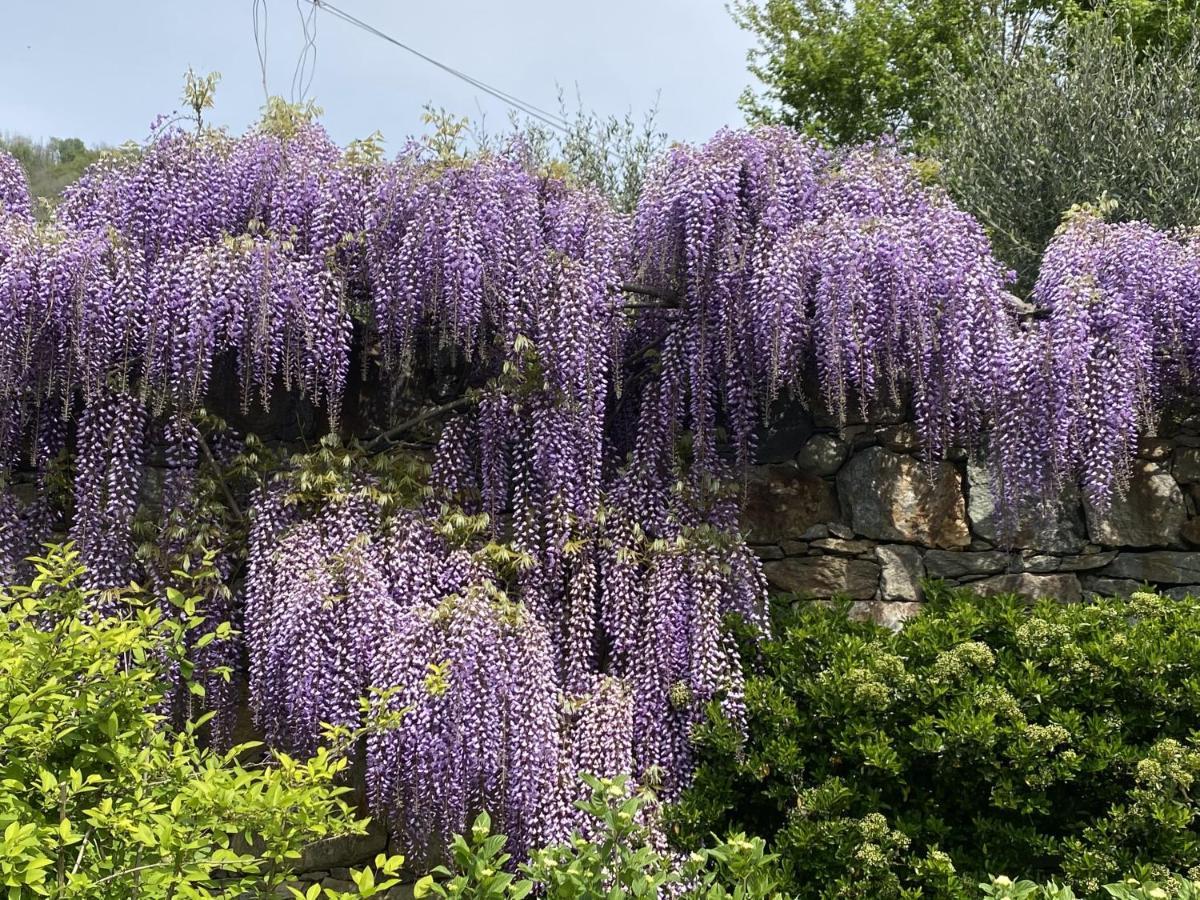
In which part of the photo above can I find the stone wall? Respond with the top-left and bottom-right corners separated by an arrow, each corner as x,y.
743,403 -> 1200,627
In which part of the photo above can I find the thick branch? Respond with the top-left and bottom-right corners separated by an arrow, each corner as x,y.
196,432 -> 244,523
620,282 -> 681,307
623,300 -> 680,312
360,286 -> 675,453
365,395 -> 474,451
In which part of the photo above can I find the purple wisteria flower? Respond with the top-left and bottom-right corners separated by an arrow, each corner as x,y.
4,120 -> 1182,866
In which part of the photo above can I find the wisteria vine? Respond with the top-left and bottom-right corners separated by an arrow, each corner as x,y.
0,118 -> 1190,860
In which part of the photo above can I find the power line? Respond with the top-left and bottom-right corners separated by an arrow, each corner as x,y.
252,0 -> 270,103
305,0 -> 571,133
291,0 -> 319,105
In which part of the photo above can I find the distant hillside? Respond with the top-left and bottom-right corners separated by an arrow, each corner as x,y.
0,134 -> 105,208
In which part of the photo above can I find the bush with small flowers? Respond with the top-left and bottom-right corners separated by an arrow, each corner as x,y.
980,873 -> 1200,900
670,585 -> 1200,897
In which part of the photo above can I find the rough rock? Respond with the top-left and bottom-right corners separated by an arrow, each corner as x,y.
1138,438 -> 1173,461
875,545 -> 924,602
140,466 -> 167,510
1175,447 -> 1200,484
762,556 -> 880,599
1183,519 -> 1200,548
210,360 -> 321,442
7,478 -> 39,507
841,425 -> 878,449
877,422 -> 922,454
1005,291 -> 1037,316
1022,551 -> 1117,573
837,447 -> 969,548
299,819 -> 387,871
1098,551 -> 1200,584
758,405 -> 815,464
968,573 -> 1082,602
1085,462 -> 1185,547
828,522 -> 856,540
966,461 -> 1086,553
811,537 -> 875,557
1080,576 -> 1143,598
751,545 -> 784,561
742,464 -> 840,544
796,434 -> 850,476
799,524 -> 830,540
924,550 -> 1009,580
848,600 -> 923,631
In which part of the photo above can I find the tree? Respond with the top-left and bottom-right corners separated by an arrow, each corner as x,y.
730,0 -> 1049,145
731,0 -> 1200,146
0,134 -> 103,210
932,15 -> 1200,288
1055,0 -> 1200,52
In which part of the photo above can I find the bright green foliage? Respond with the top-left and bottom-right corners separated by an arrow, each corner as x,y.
731,0 -> 1005,144
981,873 -> 1200,899
671,586 -> 1200,897
182,67 -> 221,131
1055,0 -> 1200,53
413,810 -> 530,900
0,544 -> 406,898
284,854 -> 409,900
414,775 -> 786,899
524,776 -> 681,899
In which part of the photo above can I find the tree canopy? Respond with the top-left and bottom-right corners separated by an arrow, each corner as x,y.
732,0 -> 1199,145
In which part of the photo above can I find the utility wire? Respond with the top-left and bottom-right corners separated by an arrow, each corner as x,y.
291,0 -> 319,104
305,0 -> 571,133
253,0 -> 271,103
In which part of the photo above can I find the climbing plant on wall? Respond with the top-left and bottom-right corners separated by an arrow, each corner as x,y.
0,107 -> 1192,860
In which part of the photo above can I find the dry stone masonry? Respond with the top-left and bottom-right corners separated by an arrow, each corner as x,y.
742,406 -> 1200,625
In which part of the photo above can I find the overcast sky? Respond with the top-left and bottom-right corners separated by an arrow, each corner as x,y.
0,1 -> 755,150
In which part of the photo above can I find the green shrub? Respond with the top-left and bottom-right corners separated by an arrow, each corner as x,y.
670,585 -> 1200,897
982,873 -> 1200,899
0,544 -> 406,898
415,775 -> 787,899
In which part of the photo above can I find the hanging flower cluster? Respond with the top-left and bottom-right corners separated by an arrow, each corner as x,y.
628,131 -> 1023,481
0,150 -> 31,221
70,392 -> 148,594
1019,211 -> 1200,507
243,476 -> 563,861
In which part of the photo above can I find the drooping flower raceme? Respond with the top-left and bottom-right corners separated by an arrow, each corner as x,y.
0,150 -> 32,221
70,393 -> 148,595
243,479 -> 565,861
629,133 -> 1023,483
1023,211 -> 1200,508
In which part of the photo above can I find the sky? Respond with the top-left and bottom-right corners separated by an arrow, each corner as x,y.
0,1 -> 755,151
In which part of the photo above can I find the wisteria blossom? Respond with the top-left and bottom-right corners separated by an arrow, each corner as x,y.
1022,211 -> 1200,507
2,122 -> 1192,863
0,150 -> 32,221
